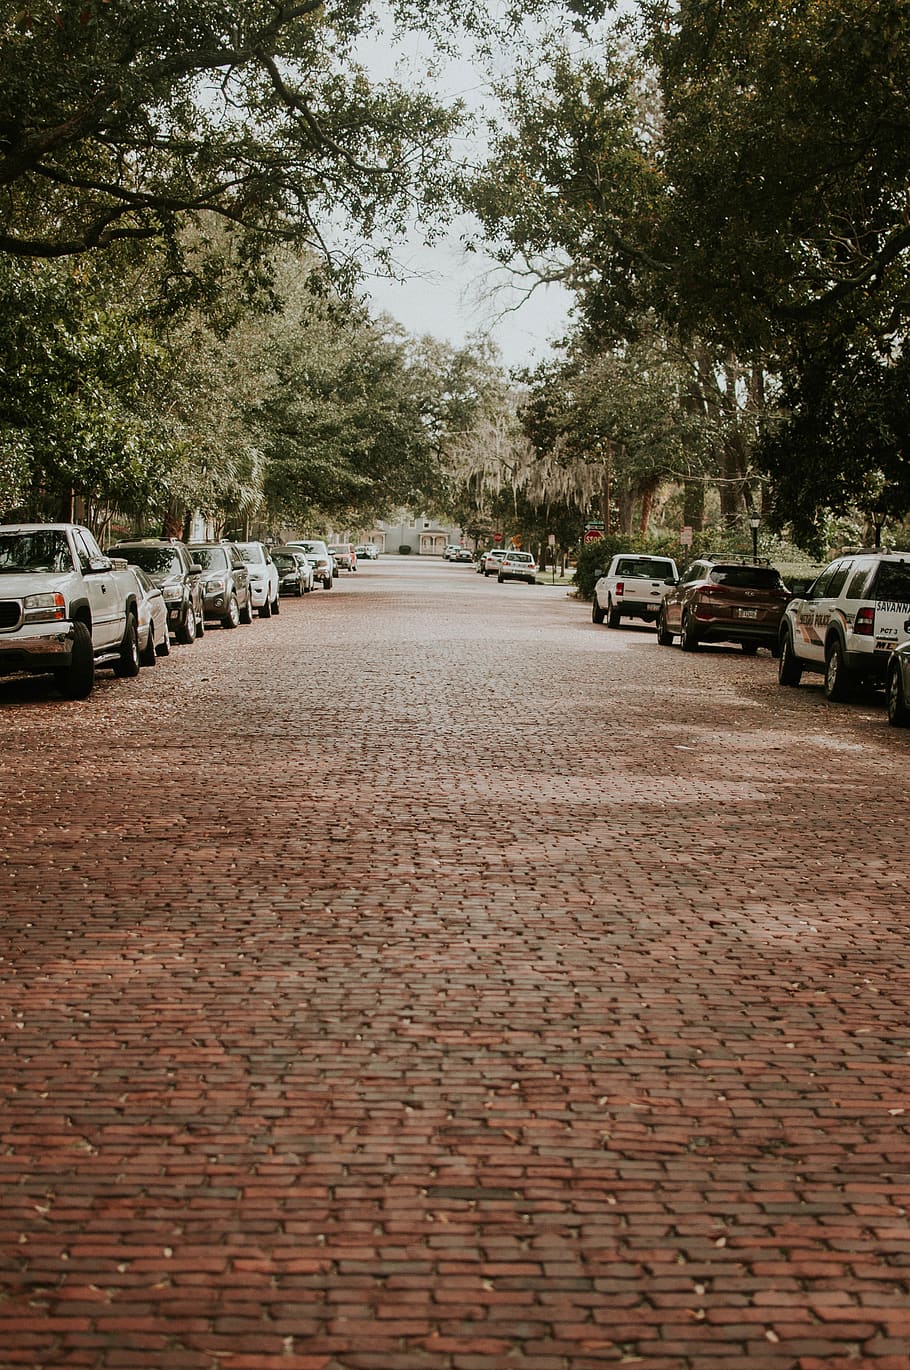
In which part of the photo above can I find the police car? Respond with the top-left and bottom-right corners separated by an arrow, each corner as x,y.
778,551 -> 910,700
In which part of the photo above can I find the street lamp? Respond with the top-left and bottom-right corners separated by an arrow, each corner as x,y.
748,511 -> 760,563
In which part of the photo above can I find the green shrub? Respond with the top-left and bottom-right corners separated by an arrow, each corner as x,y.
398,544 -> 412,554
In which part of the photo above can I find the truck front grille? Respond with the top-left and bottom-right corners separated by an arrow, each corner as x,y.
0,601 -> 22,631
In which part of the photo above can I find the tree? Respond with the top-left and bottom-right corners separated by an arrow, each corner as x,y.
0,253 -> 172,527
643,0 -> 910,351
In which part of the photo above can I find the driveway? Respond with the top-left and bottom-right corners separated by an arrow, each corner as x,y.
1,555 -> 909,1369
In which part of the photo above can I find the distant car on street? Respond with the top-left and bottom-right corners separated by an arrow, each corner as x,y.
128,565 -> 170,665
286,539 -> 334,590
328,543 -> 357,572
188,541 -> 255,629
107,538 -> 205,645
271,546 -> 314,596
497,551 -> 538,584
593,554 -> 678,628
657,557 -> 790,654
355,543 -> 380,560
479,548 -> 508,576
234,541 -> 280,618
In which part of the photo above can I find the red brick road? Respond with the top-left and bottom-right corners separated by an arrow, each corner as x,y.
1,556 -> 909,1369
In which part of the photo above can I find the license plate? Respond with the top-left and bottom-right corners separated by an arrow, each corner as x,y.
737,607 -> 758,619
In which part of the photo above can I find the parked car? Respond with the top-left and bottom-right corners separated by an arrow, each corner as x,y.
479,548 -> 509,576
657,556 -> 790,654
443,544 -> 461,560
234,541 -> 280,618
107,538 -> 205,645
778,551 -> 910,700
271,546 -> 314,596
887,639 -> 910,726
328,543 -> 357,572
0,523 -> 143,698
593,554 -> 678,628
286,539 -> 333,589
453,547 -> 474,563
188,541 -> 254,628
355,543 -> 380,560
497,551 -> 538,584
128,565 -> 170,665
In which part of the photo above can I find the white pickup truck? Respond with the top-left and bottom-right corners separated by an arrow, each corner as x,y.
592,553 -> 679,628
0,522 -> 142,699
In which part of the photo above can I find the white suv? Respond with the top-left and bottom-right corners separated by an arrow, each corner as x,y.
593,554 -> 678,628
235,541 -> 280,618
479,548 -> 508,576
778,551 -> 910,700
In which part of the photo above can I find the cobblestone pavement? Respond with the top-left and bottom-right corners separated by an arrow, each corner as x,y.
1,555 -> 909,1370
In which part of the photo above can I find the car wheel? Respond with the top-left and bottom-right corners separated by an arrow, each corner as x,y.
680,612 -> 699,652
295,580 -> 303,596
322,576 -> 333,590
139,623 -> 157,667
607,600 -> 622,629
156,627 -> 170,657
221,592 -> 240,630
195,605 -> 204,638
656,608 -> 673,646
176,602 -> 196,644
592,596 -> 605,625
741,641 -> 758,656
271,591 -> 280,615
55,620 -> 94,699
824,637 -> 853,701
778,632 -> 802,686
239,593 -> 254,624
887,664 -> 910,727
113,613 -> 141,678
258,594 -> 272,618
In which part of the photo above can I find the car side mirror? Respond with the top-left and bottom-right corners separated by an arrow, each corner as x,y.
189,562 -> 203,575
86,555 -> 113,574
665,577 -> 677,586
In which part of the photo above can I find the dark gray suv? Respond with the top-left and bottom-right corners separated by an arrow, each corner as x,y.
107,539 -> 205,645
188,542 -> 255,629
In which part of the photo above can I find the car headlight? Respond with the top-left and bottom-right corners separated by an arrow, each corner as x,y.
205,576 -> 226,593
161,580 -> 184,602
23,591 -> 67,622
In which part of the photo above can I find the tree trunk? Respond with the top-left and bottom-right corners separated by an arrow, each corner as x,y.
163,501 -> 184,540
639,484 -> 654,536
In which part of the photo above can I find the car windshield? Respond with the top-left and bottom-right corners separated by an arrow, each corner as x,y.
292,541 -> 324,555
117,546 -> 182,577
0,529 -> 73,573
190,547 -> 228,571
272,553 -> 296,569
710,566 -> 783,589
508,553 -> 533,563
236,543 -> 265,564
616,558 -> 674,578
874,562 -> 910,601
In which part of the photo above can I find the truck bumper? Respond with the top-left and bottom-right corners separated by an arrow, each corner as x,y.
0,624 -> 74,674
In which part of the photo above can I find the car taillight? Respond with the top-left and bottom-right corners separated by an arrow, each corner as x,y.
854,606 -> 875,636
615,581 -> 624,597
697,584 -> 727,597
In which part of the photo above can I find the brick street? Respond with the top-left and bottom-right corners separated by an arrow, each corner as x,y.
1,555 -> 909,1370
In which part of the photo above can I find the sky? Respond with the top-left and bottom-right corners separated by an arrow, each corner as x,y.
355,13 -> 584,372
